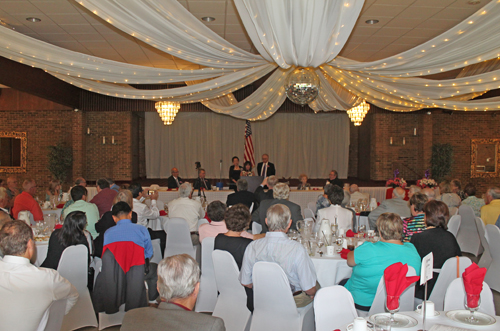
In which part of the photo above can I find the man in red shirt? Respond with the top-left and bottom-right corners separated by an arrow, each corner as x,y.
12,179 -> 44,221
90,178 -> 118,218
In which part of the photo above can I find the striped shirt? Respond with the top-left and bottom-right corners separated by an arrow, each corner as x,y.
402,214 -> 426,242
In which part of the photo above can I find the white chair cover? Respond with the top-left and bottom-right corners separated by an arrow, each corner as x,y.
212,250 -> 251,331
198,218 -> 209,229
37,299 -> 67,331
250,261 -> 314,331
304,208 -> 316,221
98,304 -> 126,330
252,221 -> 263,235
314,286 -> 357,331
484,224 -> 500,292
443,278 -> 495,315
195,237 -> 217,313
457,205 -> 482,256
428,256 -> 472,311
447,215 -> 461,238
363,266 -> 417,317
476,218 -> 492,268
57,245 -> 98,330
150,239 -> 162,264
307,201 -> 317,214
164,217 -> 196,259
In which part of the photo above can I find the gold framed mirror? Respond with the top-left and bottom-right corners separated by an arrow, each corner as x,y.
471,139 -> 500,178
0,132 -> 27,173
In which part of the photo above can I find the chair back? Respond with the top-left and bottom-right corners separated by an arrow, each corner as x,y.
164,217 -> 196,259
150,239 -> 162,264
307,201 -> 317,214
37,299 -> 67,331
314,286 -> 357,331
447,215 -> 461,237
444,278 -> 495,315
428,256 -> 472,311
18,210 -> 36,226
304,208 -> 315,221
198,218 -> 209,229
212,250 -> 251,331
457,205 -> 482,256
252,221 -> 263,235
57,244 -> 88,293
484,224 -> 500,292
475,218 -> 492,268
195,237 -> 217,313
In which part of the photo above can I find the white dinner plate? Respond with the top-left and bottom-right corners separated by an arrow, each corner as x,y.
445,310 -> 496,326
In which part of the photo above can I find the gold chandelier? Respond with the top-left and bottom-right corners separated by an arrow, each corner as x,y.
347,100 -> 370,126
155,101 -> 180,125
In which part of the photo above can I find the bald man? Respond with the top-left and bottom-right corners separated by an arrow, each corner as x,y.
349,184 -> 370,205
12,179 -> 44,221
167,167 -> 184,189
422,187 -> 436,201
368,187 -> 411,231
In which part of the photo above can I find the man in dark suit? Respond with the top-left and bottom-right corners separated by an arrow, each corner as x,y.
167,167 -> 184,189
193,168 -> 211,190
254,176 -> 278,203
251,183 -> 303,233
226,179 -> 258,211
121,254 -> 225,331
326,169 -> 343,188
256,154 -> 276,177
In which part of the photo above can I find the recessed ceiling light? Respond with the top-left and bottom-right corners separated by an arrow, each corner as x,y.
26,17 -> 41,23
201,17 -> 215,22
467,0 -> 481,4
365,19 -> 379,25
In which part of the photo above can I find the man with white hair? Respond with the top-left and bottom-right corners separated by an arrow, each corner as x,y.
168,183 -> 204,245
368,187 -> 411,231
408,185 -> 421,199
349,184 -> 370,205
5,176 -> 19,200
121,254 -> 225,331
167,168 -> 184,189
254,175 -> 278,203
12,179 -> 44,221
481,187 -> 500,225
240,204 -> 317,308
252,182 -> 303,233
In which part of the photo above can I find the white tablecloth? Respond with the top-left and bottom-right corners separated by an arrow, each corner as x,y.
311,252 -> 352,288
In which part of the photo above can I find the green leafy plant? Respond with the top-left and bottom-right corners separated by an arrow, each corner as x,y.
430,143 -> 453,182
47,143 -> 73,183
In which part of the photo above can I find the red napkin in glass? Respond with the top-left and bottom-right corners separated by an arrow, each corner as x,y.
54,224 -> 63,230
346,230 -> 355,237
384,262 -> 420,310
462,262 -> 486,308
56,203 -> 64,208
340,248 -> 350,259
159,210 -> 167,216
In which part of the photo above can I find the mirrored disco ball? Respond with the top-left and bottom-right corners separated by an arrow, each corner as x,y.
285,67 -> 320,105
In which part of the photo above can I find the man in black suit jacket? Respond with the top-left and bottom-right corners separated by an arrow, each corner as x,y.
167,167 -> 183,189
256,154 -> 276,177
326,169 -> 343,188
254,176 -> 278,203
226,179 -> 258,211
193,168 -> 211,190
251,182 -> 303,233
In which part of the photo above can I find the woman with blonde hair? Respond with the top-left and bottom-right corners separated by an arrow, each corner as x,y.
45,179 -> 61,202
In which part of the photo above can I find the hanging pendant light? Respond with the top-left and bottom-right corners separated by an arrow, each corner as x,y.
347,100 -> 370,126
155,101 -> 180,125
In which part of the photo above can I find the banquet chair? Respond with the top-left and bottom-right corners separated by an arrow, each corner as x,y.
304,208 -> 316,221
250,261 -> 314,331
37,299 -> 67,331
362,266 -> 416,317
57,244 -> 98,331
443,278 -> 495,315
447,215 -> 461,238
195,237 -> 217,313
475,217 -> 492,268
91,256 -> 102,288
212,250 -> 251,331
427,256 -> 472,311
307,201 -> 317,214
457,205 -> 482,256
198,218 -> 209,229
164,217 -> 196,259
314,286 -> 357,331
150,238 -> 163,264
484,224 -> 500,292
252,221 -> 263,235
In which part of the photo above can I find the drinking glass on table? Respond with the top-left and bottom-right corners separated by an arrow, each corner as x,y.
317,239 -> 325,256
335,237 -> 344,253
357,225 -> 366,236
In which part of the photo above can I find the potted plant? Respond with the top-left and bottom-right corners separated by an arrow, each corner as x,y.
430,144 -> 453,182
47,143 -> 73,184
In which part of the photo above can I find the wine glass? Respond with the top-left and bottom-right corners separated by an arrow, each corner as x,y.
296,220 -> 304,235
357,225 -> 366,237
385,295 -> 400,326
317,239 -> 324,256
464,294 -> 481,324
335,237 -> 344,253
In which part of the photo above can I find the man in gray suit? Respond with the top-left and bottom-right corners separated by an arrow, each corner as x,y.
121,254 -> 225,331
252,182 -> 303,233
368,187 -> 411,231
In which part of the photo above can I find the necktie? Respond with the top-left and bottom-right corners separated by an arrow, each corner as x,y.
262,163 -> 267,177
175,177 -> 180,187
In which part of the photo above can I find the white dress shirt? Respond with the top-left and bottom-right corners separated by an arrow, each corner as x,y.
315,204 -> 354,232
167,197 -> 204,232
133,198 -> 160,227
0,255 -> 79,331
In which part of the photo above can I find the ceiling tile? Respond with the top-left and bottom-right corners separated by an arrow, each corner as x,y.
385,17 -> 427,29
0,1 -> 43,15
60,24 -> 98,34
362,4 -> 409,17
398,6 -> 443,19
49,14 -> 89,25
32,1 -> 80,15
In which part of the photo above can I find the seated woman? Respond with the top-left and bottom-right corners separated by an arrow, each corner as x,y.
199,201 -> 253,243
344,213 -> 421,312
437,181 -> 461,216
214,203 -> 254,311
297,174 -> 311,190
461,183 -> 485,217
411,200 -> 461,300
402,193 -> 428,242
240,161 -> 255,177
45,179 -> 61,202
94,189 -> 138,257
41,210 -> 90,269
229,156 -> 242,191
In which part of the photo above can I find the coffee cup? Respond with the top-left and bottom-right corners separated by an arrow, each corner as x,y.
326,245 -> 334,256
353,317 -> 367,331
417,301 -> 435,317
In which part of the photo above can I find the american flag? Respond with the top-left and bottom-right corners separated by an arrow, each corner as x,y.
244,120 -> 255,167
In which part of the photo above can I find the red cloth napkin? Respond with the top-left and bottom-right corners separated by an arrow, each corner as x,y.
462,262 -> 487,308
384,262 -> 420,310
340,248 -> 350,259
159,210 -> 167,216
54,224 -> 63,230
56,203 -> 64,208
346,230 -> 355,237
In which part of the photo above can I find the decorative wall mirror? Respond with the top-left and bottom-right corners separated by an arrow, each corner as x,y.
0,132 -> 27,173
471,139 -> 500,178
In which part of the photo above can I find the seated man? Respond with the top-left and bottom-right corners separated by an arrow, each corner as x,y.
63,185 -> 99,239
315,185 -> 354,232
0,220 -> 79,330
93,202 -> 158,313
226,179 -> 258,210
167,167 -> 184,189
368,187 -> 411,231
60,177 -> 87,220
12,179 -> 44,221
5,175 -> 20,202
107,178 -> 120,192
326,170 -> 343,188
168,183 -> 204,245
241,204 -> 317,307
121,254 -> 225,331
193,168 -> 211,191
252,183 -> 302,233
349,184 -> 370,205
90,178 -> 118,218
199,201 -> 253,243
254,176 -> 277,203
481,187 -> 500,225
0,187 -> 11,216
